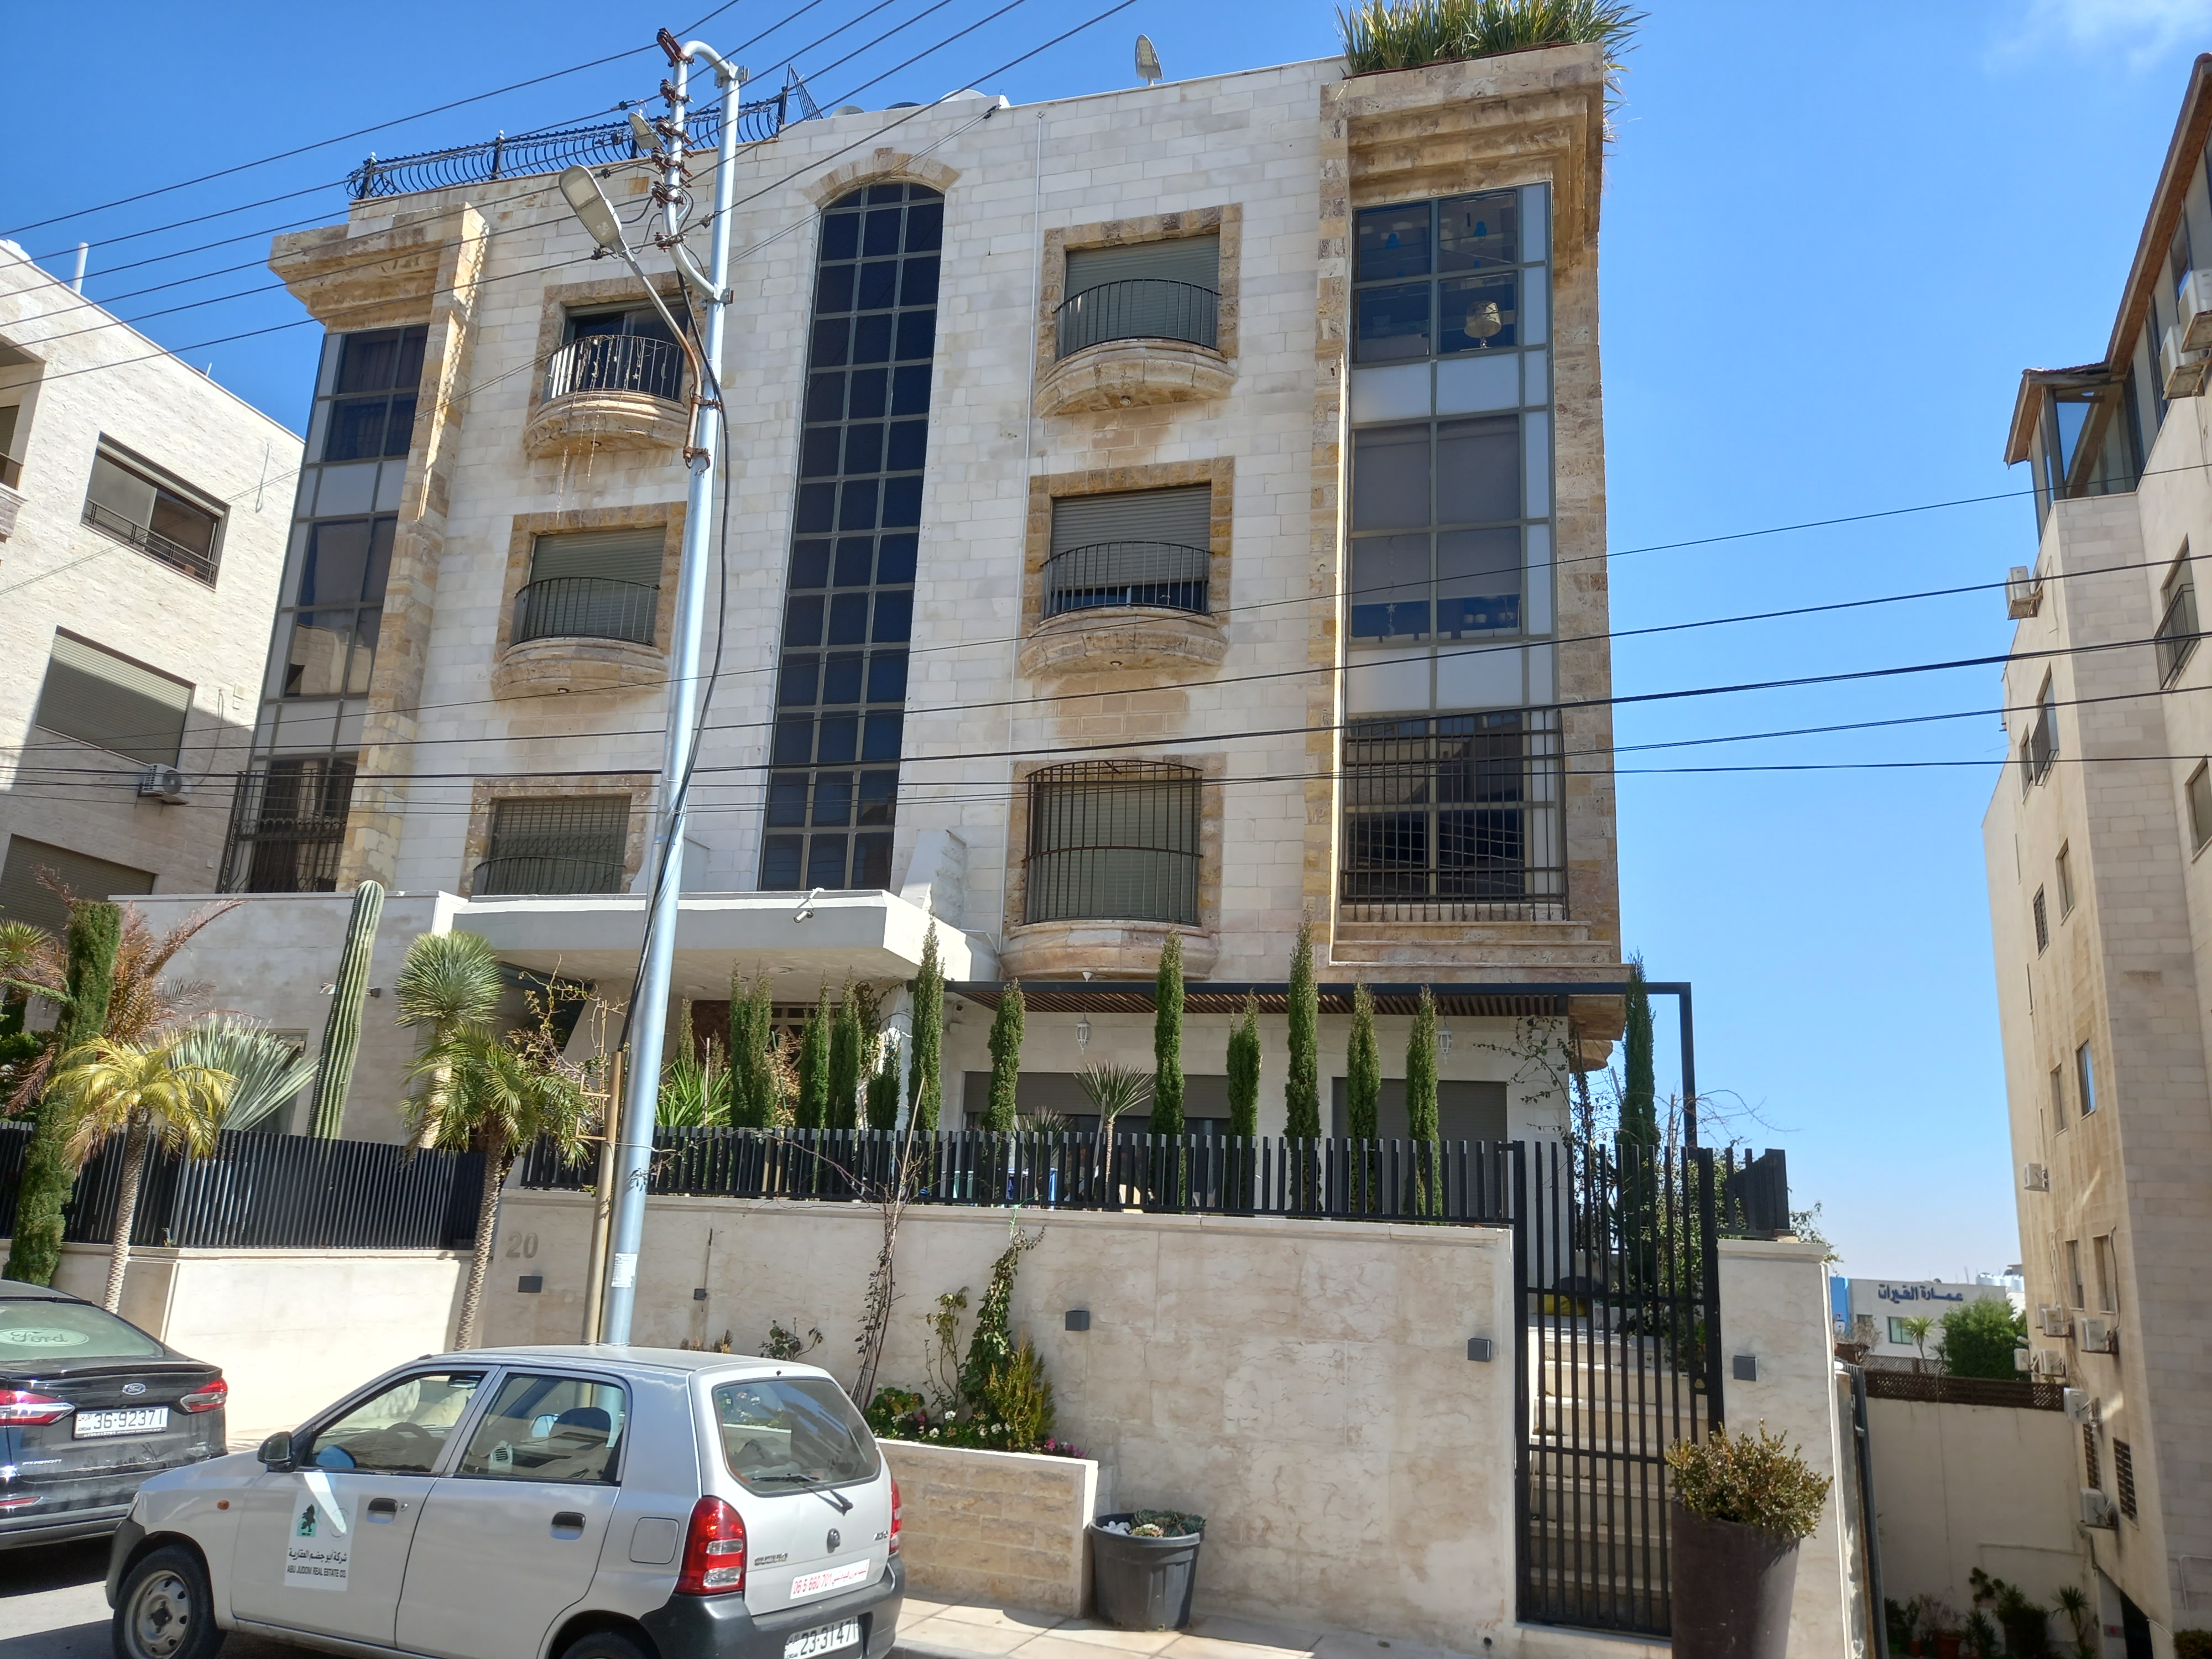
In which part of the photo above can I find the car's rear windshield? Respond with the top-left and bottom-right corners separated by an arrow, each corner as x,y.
0,1298 -> 164,1363
712,1376 -> 880,1493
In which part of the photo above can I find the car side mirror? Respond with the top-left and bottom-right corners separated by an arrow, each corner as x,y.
258,1432 -> 296,1472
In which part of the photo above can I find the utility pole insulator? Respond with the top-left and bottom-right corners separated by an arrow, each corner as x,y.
656,28 -> 684,66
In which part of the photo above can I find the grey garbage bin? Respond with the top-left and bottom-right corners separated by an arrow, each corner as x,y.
1088,1513 -> 1206,1630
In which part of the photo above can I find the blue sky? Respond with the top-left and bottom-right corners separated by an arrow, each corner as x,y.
7,1 -> 2209,1275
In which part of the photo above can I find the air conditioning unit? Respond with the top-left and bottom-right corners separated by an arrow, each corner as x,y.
2064,1386 -> 2094,1423
137,765 -> 190,805
2023,1162 -> 2050,1192
2182,269 -> 2212,352
2006,567 -> 2043,620
2162,323 -> 2209,398
2038,1305 -> 2072,1337
2081,1488 -> 2119,1529
2031,1349 -> 2069,1380
2079,1316 -> 2116,1354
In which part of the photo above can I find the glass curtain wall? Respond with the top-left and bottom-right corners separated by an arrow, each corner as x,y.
222,326 -> 423,891
760,183 -> 941,891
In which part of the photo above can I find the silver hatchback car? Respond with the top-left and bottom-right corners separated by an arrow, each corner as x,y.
103,1347 -> 904,1659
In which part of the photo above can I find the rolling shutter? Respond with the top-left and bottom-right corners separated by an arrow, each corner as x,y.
34,633 -> 192,766
1065,235 -> 1220,297
0,836 -> 155,936
527,528 -> 665,588
1050,486 -> 1211,554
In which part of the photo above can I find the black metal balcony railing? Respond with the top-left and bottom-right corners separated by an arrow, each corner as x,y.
81,498 -> 217,584
347,74 -> 822,200
544,334 -> 685,405
472,853 -> 625,897
1043,540 -> 1210,617
1056,279 -> 1220,358
2157,581 -> 2199,685
512,576 -> 659,647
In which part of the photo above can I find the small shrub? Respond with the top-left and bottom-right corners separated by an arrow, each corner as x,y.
1663,1423 -> 1830,1540
761,1321 -> 823,1361
1340,0 -> 1642,80
2173,1632 -> 2212,1659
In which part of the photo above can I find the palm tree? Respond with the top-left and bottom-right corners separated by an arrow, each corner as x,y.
45,1039 -> 234,1312
393,931 -> 504,1148
1898,1314 -> 1936,1373
409,1028 -> 591,1348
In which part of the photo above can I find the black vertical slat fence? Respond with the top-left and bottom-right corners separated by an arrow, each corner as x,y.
0,1124 -> 483,1251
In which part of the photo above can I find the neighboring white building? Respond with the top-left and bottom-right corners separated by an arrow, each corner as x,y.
1984,53 -> 2212,1659
0,243 -> 298,938
1838,1277 -> 2015,1365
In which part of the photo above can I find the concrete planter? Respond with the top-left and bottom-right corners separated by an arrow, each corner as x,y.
877,1439 -> 1100,1616
1669,1503 -> 1800,1659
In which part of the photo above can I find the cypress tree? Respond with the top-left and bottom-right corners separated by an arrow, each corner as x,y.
985,980 -> 1025,1131
1150,936 -> 1185,1135
729,970 -> 778,1128
828,986 -> 863,1131
6,900 -> 121,1286
865,1044 -> 902,1131
1284,919 -> 1321,1137
1620,956 -> 1658,1146
1406,986 -> 1440,1214
309,880 -> 385,1138
1347,980 -> 1381,1140
906,925 -> 943,1131
1225,995 -> 1261,1137
796,988 -> 832,1130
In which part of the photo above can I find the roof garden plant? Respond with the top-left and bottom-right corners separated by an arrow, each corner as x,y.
1339,0 -> 1642,84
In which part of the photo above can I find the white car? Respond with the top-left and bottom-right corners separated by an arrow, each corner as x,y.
102,1347 -> 904,1659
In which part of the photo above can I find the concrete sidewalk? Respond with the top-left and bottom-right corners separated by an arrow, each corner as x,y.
891,1595 -> 1470,1659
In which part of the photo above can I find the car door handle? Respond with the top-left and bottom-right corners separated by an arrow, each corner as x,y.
367,1498 -> 402,1522
551,1511 -> 587,1538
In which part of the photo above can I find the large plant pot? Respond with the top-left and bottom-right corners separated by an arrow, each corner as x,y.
1670,1502 -> 1800,1659
1088,1515 -> 1204,1630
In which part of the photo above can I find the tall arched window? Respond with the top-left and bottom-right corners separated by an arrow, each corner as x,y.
761,182 -> 943,891
1024,760 -> 1202,926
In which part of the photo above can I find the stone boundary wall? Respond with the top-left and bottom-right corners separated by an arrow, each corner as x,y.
880,1441 -> 1099,1616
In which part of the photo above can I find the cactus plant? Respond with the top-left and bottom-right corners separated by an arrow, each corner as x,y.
4,900 -> 121,1285
309,881 -> 385,1139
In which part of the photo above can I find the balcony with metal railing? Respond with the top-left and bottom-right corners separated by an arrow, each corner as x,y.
81,499 -> 219,585
1022,538 -> 1225,681
495,571 -> 668,700
512,576 -> 659,648
1038,279 -> 1233,416
1044,540 -> 1209,617
525,333 -> 691,460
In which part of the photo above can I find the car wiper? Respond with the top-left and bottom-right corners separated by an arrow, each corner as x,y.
750,1473 -> 823,1485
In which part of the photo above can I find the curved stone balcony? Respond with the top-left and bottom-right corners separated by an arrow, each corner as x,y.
1039,279 -> 1231,415
1019,540 -> 1225,679
491,576 -> 666,698
524,335 -> 689,460
999,918 -> 1218,980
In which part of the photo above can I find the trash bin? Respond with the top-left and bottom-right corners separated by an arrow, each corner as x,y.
1088,1513 -> 1206,1630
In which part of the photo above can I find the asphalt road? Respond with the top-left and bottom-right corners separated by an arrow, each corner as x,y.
0,1539 -> 304,1659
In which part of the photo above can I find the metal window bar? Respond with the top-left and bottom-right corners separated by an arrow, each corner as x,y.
1056,280 -> 1220,357
476,797 -> 629,896
1024,760 -> 1202,926
512,577 -> 659,646
1342,709 -> 1566,922
543,334 -> 686,404
2156,581 -> 2199,685
1042,540 -> 1209,617
220,768 -> 354,894
80,498 -> 217,583
348,74 -> 820,200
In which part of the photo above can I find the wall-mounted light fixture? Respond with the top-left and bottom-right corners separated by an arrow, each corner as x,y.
1731,1354 -> 1759,1383
1065,1309 -> 1092,1332
1438,1026 -> 1453,1057
1076,1016 -> 1092,1052
1467,1336 -> 1494,1362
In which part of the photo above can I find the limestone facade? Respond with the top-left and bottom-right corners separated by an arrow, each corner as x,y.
1984,58 -> 2212,1654
0,240 -> 297,935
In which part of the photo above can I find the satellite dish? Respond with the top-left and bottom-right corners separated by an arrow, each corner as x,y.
1136,34 -> 1162,85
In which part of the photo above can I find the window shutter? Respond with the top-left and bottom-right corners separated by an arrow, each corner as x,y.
87,452 -> 157,529
35,634 -> 192,766
528,528 -> 666,588
1051,487 -> 1211,554
0,836 -> 155,936
1066,236 -> 1220,296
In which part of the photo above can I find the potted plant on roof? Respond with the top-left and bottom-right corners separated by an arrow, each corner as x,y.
1665,1423 -> 1831,1659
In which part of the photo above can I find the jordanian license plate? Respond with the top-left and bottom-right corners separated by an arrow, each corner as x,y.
784,1617 -> 861,1659
75,1407 -> 170,1438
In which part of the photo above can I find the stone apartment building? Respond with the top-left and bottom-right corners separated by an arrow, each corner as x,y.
155,44 -> 1628,1142
0,243 -> 296,938
1984,53 -> 2212,1658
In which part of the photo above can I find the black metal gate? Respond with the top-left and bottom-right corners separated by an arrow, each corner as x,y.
1512,1141 -> 1726,1636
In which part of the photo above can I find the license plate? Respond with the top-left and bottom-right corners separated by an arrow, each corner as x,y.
784,1617 -> 861,1658
74,1407 -> 170,1438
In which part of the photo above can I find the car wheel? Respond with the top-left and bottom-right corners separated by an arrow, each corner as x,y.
113,1545 -> 224,1659
562,1629 -> 651,1659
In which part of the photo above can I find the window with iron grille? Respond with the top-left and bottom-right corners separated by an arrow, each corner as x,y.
221,758 -> 356,894
82,441 -> 225,584
2084,1423 -> 2101,1491
1023,761 -> 1201,926
476,797 -> 629,896
1340,708 -> 1564,921
2033,887 -> 2049,953
33,632 -> 193,767
514,527 -> 665,647
761,182 -> 941,894
2157,551 -> 2198,685
2113,1439 -> 2136,1520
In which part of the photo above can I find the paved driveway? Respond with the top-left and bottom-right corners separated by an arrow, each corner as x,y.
0,1540 -> 304,1659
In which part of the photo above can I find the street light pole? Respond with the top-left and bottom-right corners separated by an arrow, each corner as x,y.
564,33 -> 744,1347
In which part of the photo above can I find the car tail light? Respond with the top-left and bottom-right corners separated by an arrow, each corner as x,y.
676,1496 -> 746,1595
0,1495 -> 39,1512
0,1391 -> 74,1426
889,1478 -> 901,1556
178,1378 -> 228,1415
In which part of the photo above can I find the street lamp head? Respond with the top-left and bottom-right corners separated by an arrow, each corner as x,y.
627,111 -> 662,156
559,166 -> 627,253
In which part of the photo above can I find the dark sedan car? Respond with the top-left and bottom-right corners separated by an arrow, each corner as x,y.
0,1279 -> 227,1548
